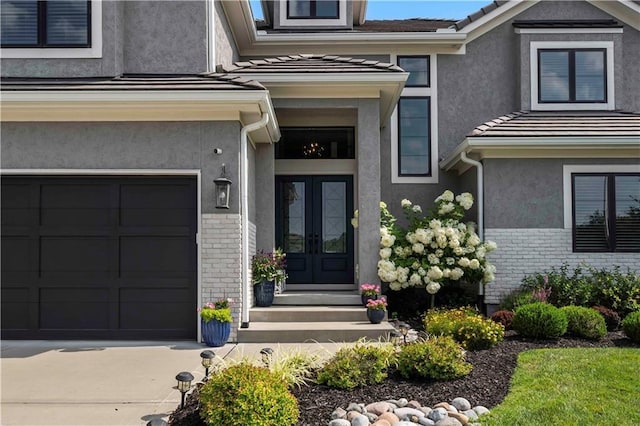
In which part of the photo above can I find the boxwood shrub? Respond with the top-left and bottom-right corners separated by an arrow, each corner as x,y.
512,302 -> 567,339
397,336 -> 472,380
424,307 -> 504,350
560,306 -> 606,340
622,311 -> 640,343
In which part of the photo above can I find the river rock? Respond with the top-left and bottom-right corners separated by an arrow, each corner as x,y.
447,412 -> 469,425
397,422 -> 419,426
347,403 -> 364,413
397,398 -> 409,407
366,402 -> 394,415
473,406 -> 490,417
435,417 -> 462,426
407,400 -> 422,409
328,420 -> 350,426
348,411 -> 363,421
331,407 -> 347,420
418,418 -> 435,426
364,413 -> 378,423
352,414 -> 371,426
377,412 -> 399,424
451,398 -> 471,412
427,408 -> 448,422
371,420 -> 391,426
419,407 -> 433,417
462,409 -> 478,421
433,402 -> 452,411
395,407 -> 425,419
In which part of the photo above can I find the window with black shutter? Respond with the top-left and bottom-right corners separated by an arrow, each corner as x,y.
1,0 -> 90,48
573,173 -> 640,252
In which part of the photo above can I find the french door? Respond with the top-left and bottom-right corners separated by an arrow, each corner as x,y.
275,175 -> 354,285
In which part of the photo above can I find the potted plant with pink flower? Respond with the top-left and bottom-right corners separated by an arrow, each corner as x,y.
360,283 -> 381,306
199,298 -> 233,347
366,297 -> 387,324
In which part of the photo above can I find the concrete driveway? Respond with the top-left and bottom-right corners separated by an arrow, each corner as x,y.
0,340 -> 346,426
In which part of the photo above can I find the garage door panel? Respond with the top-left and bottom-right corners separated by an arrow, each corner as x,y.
1,183 -> 32,227
40,184 -> 111,226
39,288 -> 111,329
1,176 -> 197,340
120,288 -> 193,330
120,184 -> 194,227
1,288 -> 31,329
2,237 -> 31,282
120,236 -> 193,279
40,237 -> 110,278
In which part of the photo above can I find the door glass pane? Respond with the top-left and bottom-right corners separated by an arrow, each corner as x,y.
575,50 -> 605,102
322,182 -> 346,253
615,175 -> 640,251
1,0 -> 38,46
539,51 -> 570,102
574,175 -> 608,251
281,181 -> 305,253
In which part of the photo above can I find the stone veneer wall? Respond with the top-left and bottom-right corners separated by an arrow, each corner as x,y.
201,213 -> 242,342
485,228 -> 640,306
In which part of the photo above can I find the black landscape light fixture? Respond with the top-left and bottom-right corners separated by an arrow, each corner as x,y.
214,163 -> 232,209
175,371 -> 194,408
260,347 -> 274,367
200,350 -> 215,377
390,330 -> 403,346
146,419 -> 168,426
398,322 -> 410,344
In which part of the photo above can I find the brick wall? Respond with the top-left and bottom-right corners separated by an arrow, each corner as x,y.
485,228 -> 640,306
201,213 -> 242,342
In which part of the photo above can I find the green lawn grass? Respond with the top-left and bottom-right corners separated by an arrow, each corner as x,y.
483,348 -> 640,426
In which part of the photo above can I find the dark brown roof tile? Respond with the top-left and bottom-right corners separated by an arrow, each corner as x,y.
223,54 -> 405,73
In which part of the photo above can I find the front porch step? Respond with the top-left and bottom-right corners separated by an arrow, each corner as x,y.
273,291 -> 361,305
237,320 -> 395,343
251,306 -> 369,322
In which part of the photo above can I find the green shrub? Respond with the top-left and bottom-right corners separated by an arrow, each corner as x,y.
199,362 -> 299,426
589,267 -> 640,317
498,289 -> 539,311
424,307 -> 504,350
560,306 -> 607,340
622,311 -> 640,343
592,305 -> 621,331
397,336 -> 472,380
521,265 -> 593,308
316,341 -> 397,390
268,347 -> 321,389
512,303 -> 568,339
490,310 -> 515,330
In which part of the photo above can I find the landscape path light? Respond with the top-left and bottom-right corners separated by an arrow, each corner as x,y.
390,330 -> 403,346
200,350 -> 215,377
175,371 -> 194,408
260,347 -> 274,367
398,322 -> 410,344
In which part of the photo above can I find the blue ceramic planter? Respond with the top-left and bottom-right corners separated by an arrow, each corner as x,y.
254,280 -> 275,307
367,309 -> 385,324
202,319 -> 231,347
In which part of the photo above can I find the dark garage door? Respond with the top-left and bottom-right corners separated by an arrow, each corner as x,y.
1,176 -> 197,340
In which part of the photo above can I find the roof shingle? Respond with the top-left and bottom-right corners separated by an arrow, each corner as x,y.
221,54 -> 404,73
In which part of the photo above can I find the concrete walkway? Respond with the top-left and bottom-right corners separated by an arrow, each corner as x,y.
0,340 -> 348,426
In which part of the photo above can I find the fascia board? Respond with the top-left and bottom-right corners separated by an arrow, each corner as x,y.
587,0 -> 640,31
231,72 -> 409,84
461,0 -> 539,43
253,32 -> 466,46
441,136 -> 640,171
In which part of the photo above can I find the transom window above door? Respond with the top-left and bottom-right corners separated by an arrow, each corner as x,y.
275,127 -> 355,159
1,0 -> 91,47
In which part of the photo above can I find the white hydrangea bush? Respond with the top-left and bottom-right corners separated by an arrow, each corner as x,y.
376,191 -> 497,295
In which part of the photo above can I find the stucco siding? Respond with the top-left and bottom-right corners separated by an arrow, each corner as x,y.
484,158 -> 640,229
214,0 -> 240,69
0,121 -> 241,214
123,1 -> 207,74
622,26 -> 640,112
0,1 -> 123,77
485,228 -> 640,305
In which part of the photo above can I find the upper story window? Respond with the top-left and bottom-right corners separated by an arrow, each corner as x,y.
287,0 -> 339,19
1,0 -> 90,48
391,55 -> 437,183
275,127 -> 355,159
572,173 -> 639,252
539,49 -> 606,103
531,41 -> 615,111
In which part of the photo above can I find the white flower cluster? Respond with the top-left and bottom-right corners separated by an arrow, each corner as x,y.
377,191 -> 497,294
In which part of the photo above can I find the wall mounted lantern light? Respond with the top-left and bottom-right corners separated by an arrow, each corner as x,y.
214,163 -> 232,209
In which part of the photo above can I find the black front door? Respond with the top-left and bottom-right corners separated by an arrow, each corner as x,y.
276,175 -> 354,284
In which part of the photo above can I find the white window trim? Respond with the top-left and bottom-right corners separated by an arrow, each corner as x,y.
562,164 -> 638,229
279,0 -> 346,27
530,41 -> 615,111
1,0 -> 102,59
391,54 -> 438,184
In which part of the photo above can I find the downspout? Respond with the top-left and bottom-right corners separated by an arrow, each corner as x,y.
240,113 -> 269,328
459,151 -> 485,311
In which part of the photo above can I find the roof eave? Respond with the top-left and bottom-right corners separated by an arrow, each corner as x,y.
441,136 -> 640,173
1,89 -> 280,143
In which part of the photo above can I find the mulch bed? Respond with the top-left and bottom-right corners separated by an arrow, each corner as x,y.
168,331 -> 638,426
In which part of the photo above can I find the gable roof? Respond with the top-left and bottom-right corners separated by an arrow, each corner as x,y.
453,1 -> 510,31
441,110 -> 640,173
220,54 -> 403,73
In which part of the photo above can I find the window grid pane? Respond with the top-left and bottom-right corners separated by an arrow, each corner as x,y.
398,56 -> 430,87
398,98 -> 430,176
46,0 -> 89,46
0,0 -> 38,46
575,51 -> 605,102
539,51 -> 570,102
615,175 -> 640,251
539,49 -> 606,103
573,175 -> 608,251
